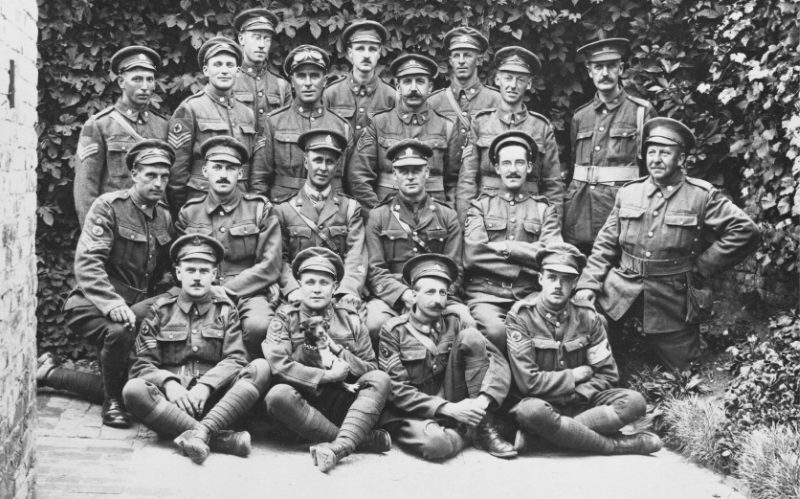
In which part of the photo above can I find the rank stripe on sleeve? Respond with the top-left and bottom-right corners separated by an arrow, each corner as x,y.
77,143 -> 99,161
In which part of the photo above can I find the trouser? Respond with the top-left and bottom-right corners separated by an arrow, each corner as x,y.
238,294 -> 276,361
365,297 -> 475,346
603,293 -> 703,373
470,302 -> 512,353
122,359 -> 271,437
510,388 -> 647,453
383,327 -> 505,461
264,371 -> 390,455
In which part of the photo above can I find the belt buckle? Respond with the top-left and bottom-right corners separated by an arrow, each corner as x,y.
587,166 -> 598,185
501,281 -> 514,289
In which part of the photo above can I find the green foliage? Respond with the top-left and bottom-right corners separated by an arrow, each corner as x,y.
662,396 -> 730,472
736,426 -> 800,499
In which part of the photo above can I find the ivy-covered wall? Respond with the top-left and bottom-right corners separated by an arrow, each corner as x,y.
37,0 -> 799,357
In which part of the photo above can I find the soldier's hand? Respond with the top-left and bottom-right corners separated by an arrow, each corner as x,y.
400,290 -> 415,310
438,399 -> 486,427
574,290 -> 596,303
266,283 -> 281,305
188,383 -> 212,416
338,294 -> 362,309
108,305 -> 136,330
164,380 -> 195,416
572,365 -> 594,384
286,289 -> 302,305
322,359 -> 350,384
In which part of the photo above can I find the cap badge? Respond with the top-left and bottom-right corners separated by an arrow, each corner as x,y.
139,54 -> 148,60
433,264 -> 444,271
560,254 -> 567,262
192,236 -> 202,246
602,45 -> 609,52
325,135 -> 333,144
406,147 -> 413,156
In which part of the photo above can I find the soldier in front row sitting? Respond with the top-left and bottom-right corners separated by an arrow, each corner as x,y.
364,139 -> 475,344
274,129 -> 367,308
175,136 -> 282,361
379,254 -> 516,460
463,131 -> 562,353
122,234 -> 272,465
506,242 -> 661,456
263,248 -> 392,473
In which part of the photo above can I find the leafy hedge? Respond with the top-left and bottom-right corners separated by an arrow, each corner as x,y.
36,0 -> 793,356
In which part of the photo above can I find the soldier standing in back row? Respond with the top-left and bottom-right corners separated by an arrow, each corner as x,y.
232,8 -> 292,133
563,38 -> 656,254
257,45 -> 353,204
167,37 -> 263,211
74,46 -> 168,226
459,47 -> 564,222
324,19 -> 396,144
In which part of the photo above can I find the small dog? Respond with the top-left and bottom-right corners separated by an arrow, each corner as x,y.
293,316 -> 359,393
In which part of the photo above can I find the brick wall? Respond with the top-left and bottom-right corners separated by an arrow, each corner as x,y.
0,0 -> 39,498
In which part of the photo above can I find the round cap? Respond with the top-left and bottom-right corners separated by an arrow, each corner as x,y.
577,38 -> 630,63
198,36 -> 243,68
298,129 -> 347,155
389,53 -> 439,79
284,45 -> 330,76
234,8 -> 279,34
125,139 -> 175,170
292,247 -> 345,281
171,234 -> 225,264
200,136 -> 249,166
489,130 -> 539,165
643,117 -> 696,154
443,27 -> 488,53
110,46 -> 161,75
343,20 -> 388,45
387,139 -> 433,168
495,46 -> 541,75
402,254 -> 459,286
535,242 -> 587,275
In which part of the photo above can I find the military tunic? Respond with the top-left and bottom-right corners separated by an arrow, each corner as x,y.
564,90 -> 656,248
323,72 -> 396,143
167,85 -> 264,210
233,61 -> 292,134
257,101 -> 353,204
74,100 -> 168,226
577,174 -> 760,334
428,81 -> 502,137
458,107 -> 565,223
348,105 -> 462,216
274,188 -> 367,298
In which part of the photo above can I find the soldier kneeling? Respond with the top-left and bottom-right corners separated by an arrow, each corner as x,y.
123,234 -> 272,464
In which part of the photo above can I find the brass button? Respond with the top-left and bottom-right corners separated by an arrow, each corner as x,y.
645,251 -> 652,257
594,146 -> 601,151
192,346 -> 198,352
220,227 -> 226,233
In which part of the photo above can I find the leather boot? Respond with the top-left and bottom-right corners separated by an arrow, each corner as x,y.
514,429 -> 560,454
610,431 -> 663,455
37,352 -> 59,386
210,430 -> 252,458
354,429 -> 392,454
309,442 -> 347,473
174,426 -> 212,464
473,413 -> 517,459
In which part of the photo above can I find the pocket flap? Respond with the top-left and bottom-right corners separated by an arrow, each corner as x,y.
483,218 -> 507,231
422,138 -> 447,150
665,214 -> 698,227
619,206 -> 645,219
400,349 -> 427,361
328,225 -> 347,237
267,95 -> 282,106
155,232 -> 172,245
228,223 -> 259,237
117,226 -> 146,242
610,125 -> 637,139
240,125 -> 256,135
564,337 -> 589,352
198,121 -> 231,132
275,132 -> 300,143
523,221 -> 541,234
184,226 -> 213,236
532,338 -> 559,349
106,140 -> 136,153
157,328 -> 188,342
425,228 -> 447,240
377,136 -> 398,148
201,325 -> 225,339
289,226 -> 312,239
330,106 -> 356,119
476,136 -> 495,147
380,229 -> 408,241
234,92 -> 254,103
576,130 -> 593,140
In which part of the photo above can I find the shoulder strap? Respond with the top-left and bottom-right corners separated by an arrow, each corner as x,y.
256,201 -> 265,224
636,104 -> 645,160
287,200 -> 340,253
445,88 -> 471,130
390,209 -> 431,253
109,111 -> 145,142
404,322 -> 448,366
537,201 -> 549,222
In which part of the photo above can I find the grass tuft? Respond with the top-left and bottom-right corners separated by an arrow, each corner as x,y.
662,396 -> 728,471
736,426 -> 800,499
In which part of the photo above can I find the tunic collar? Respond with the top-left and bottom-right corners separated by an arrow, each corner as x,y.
303,183 -> 332,202
205,188 -> 243,215
645,173 -> 686,199
128,187 -> 157,219
593,87 -> 627,112
177,291 -> 214,316
241,60 -> 269,78
497,186 -> 530,202
408,307 -> 443,337
451,79 -> 484,102
397,192 -> 430,211
396,103 -> 430,125
292,99 -> 325,118
204,84 -> 234,109
115,99 -> 151,123
350,72 -> 380,97
299,303 -> 335,322
497,104 -> 529,125
535,296 -> 570,325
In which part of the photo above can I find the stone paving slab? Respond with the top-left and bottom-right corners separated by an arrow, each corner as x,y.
36,392 -> 747,499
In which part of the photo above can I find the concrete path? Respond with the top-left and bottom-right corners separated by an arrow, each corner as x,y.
36,391 -> 747,499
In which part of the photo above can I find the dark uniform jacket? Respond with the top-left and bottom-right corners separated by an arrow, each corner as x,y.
64,188 -> 173,315
577,174 -> 761,333
274,187 -> 367,298
264,302 -> 377,394
366,193 -> 463,307
348,104 -> 462,216
564,90 -> 656,246
233,61 -> 292,134
74,100 -> 168,226
167,84 -> 264,209
463,189 -> 562,304
175,189 -> 281,298
428,81 -> 502,137
459,106 -> 564,223
257,100 -> 353,204
506,296 -> 618,405
130,287 -> 248,389
323,72 -> 396,143
379,310 -> 510,420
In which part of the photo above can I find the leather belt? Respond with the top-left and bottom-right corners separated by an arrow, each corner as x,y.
274,175 -> 342,189
109,276 -> 146,305
573,165 -> 639,184
376,172 -> 444,191
620,251 -> 693,277
165,362 -> 216,379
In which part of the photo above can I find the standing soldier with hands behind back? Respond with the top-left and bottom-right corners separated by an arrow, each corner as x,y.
74,46 -> 168,226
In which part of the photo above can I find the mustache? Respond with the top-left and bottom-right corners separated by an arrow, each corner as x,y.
216,178 -> 231,184
505,173 -> 522,179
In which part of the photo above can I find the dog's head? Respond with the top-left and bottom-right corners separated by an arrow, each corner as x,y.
300,316 -> 330,349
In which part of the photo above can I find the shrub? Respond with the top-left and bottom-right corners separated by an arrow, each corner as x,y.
736,426 -> 800,499
662,395 -> 730,472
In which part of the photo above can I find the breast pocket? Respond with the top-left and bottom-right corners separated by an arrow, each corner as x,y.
399,348 -> 428,386
228,223 -> 259,257
157,328 -> 189,365
237,124 -> 257,152
563,336 -> 589,367
423,228 -> 447,253
234,91 -> 254,105
106,137 -> 138,178
328,225 -> 348,253
287,225 -> 313,256
198,121 -> 232,142
574,129 -> 594,164
609,125 -> 637,161
379,229 -> 410,263
618,206 -> 645,246
377,137 -> 399,173
422,138 -> 448,176
274,132 -> 302,171
531,337 -> 560,370
199,324 -> 225,362
522,220 -> 542,242
110,225 -> 147,268
330,106 -> 355,122
483,217 -> 507,242
664,213 -> 699,251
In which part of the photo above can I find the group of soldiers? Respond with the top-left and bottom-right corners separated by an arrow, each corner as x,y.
37,9 -> 762,472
